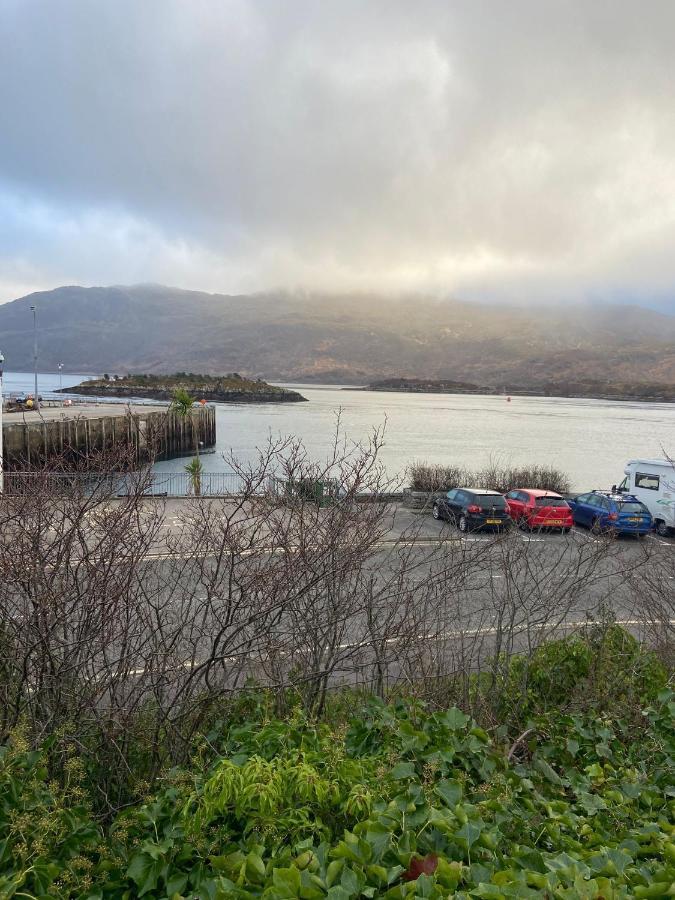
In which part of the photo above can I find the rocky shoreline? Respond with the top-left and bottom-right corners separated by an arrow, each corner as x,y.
60,374 -> 308,404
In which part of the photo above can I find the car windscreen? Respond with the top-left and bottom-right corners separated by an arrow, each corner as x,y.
476,495 -> 506,510
618,502 -> 647,514
534,497 -> 568,508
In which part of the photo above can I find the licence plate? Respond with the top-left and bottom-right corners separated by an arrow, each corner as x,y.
627,517 -> 641,522
548,520 -> 564,526
486,519 -> 502,524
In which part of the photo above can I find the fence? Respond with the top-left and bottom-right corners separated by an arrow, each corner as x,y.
136,471 -> 247,497
2,470 -> 248,498
2,471 -> 402,501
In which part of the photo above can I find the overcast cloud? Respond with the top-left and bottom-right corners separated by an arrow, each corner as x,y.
1,0 -> 675,306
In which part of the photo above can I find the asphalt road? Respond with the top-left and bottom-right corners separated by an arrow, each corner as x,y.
16,498 -> 672,690
137,499 -> 673,640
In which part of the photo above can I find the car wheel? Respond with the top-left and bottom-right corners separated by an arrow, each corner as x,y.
656,520 -> 672,537
432,502 -> 441,520
458,515 -> 469,533
562,527 -> 571,535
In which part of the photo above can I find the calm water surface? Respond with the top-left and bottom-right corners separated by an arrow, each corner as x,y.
6,374 -> 674,489
3,371 -> 95,396
159,384 -> 675,490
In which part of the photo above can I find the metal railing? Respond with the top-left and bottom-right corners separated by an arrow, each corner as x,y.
1,472 -> 400,502
136,471 -> 247,497
2,470 -> 248,498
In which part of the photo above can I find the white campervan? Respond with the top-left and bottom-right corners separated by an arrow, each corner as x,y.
615,458 -> 675,537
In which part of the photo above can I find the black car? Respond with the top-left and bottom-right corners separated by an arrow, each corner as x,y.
432,488 -> 511,533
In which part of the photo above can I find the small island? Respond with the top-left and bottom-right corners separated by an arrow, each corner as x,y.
61,372 -> 308,403
360,378 -> 490,395
361,377 -> 675,403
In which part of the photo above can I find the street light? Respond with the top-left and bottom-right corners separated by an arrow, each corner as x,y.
30,305 -> 38,410
58,362 -> 63,393
0,350 -> 4,494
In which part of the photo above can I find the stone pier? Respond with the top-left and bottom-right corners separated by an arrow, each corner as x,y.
1,403 -> 216,470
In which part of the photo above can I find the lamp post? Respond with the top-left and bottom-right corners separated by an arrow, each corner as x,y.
0,350 -> 4,494
58,362 -> 63,393
30,305 -> 39,410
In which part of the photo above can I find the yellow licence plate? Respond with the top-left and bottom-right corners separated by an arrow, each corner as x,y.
486,519 -> 502,524
627,517 -> 641,522
548,520 -> 564,525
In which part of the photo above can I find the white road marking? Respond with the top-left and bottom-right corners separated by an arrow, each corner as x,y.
646,535 -> 672,547
115,616 -> 675,679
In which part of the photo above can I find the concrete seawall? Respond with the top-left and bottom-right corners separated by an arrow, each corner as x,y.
2,404 -> 216,469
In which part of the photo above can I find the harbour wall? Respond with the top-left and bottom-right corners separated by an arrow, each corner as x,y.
1,404 -> 216,470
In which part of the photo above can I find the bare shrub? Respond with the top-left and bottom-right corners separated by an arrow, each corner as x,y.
0,426 -> 658,817
477,463 -> 571,494
408,460 -> 571,494
408,462 -> 471,492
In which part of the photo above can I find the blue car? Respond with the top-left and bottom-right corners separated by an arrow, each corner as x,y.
568,491 -> 652,536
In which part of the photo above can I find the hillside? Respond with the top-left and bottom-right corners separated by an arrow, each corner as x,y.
3,283 -> 675,387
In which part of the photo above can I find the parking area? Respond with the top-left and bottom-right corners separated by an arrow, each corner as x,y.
385,503 -> 675,549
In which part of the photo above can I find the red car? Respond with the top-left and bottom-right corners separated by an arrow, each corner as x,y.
504,489 -> 573,533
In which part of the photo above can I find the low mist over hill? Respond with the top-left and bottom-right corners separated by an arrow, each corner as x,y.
2,284 -> 675,388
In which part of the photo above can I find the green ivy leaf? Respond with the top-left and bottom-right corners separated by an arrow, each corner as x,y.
533,757 -> 564,786
390,762 -> 416,780
127,852 -> 160,897
444,708 -> 470,730
455,821 -> 483,849
272,865 -> 302,897
166,871 -> 189,895
566,739 -> 580,757
326,887 -> 353,900
435,779 -> 463,807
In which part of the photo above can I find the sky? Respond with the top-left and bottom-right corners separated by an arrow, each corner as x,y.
1,0 -> 675,307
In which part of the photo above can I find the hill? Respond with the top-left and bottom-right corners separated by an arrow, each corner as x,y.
3,283 -> 675,388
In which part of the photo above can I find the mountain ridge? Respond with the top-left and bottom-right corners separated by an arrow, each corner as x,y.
2,284 -> 675,387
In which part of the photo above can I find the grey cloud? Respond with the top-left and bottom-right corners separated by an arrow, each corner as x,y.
1,0 -> 675,304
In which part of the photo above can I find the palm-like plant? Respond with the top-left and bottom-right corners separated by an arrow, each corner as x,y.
184,457 -> 203,496
171,388 -> 202,494
170,387 -> 195,419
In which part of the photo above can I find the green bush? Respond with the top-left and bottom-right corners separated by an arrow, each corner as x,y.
0,735 -> 100,897
2,691 -> 674,898
494,624 -> 669,726
0,631 -> 673,898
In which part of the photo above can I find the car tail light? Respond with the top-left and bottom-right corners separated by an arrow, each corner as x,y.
608,512 -> 618,521
467,504 -> 481,513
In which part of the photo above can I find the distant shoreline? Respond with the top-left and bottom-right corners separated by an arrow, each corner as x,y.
350,378 -> 675,404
